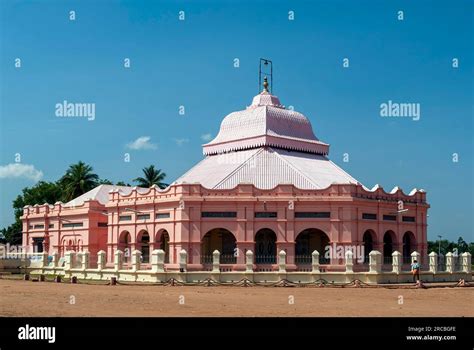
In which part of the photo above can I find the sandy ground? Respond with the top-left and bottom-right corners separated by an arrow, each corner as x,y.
0,279 -> 472,317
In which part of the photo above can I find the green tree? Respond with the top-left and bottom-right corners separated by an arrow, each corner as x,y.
457,236 -> 469,253
97,179 -> 113,185
115,181 -> 131,186
133,165 -> 167,189
59,161 -> 99,201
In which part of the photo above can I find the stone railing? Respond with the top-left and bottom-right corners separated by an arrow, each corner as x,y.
16,249 -> 472,285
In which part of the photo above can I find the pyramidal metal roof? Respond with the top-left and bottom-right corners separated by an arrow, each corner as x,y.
174,90 -> 360,190
202,91 -> 329,156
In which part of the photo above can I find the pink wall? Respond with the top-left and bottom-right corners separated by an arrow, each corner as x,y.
21,183 -> 429,270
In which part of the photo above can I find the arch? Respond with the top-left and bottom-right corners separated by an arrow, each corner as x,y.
255,228 -> 277,264
118,231 -> 132,262
362,229 -> 376,263
383,230 -> 396,260
295,228 -> 330,257
137,230 -> 150,263
156,229 -> 170,263
402,231 -> 416,261
201,228 -> 237,264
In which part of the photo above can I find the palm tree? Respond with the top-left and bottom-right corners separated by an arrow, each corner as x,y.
133,165 -> 167,189
60,161 -> 99,201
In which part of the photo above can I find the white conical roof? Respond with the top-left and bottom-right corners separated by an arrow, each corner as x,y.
203,91 -> 329,156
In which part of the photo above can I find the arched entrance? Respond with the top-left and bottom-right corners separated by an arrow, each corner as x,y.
118,231 -> 132,262
255,228 -> 277,264
403,231 -> 416,263
295,228 -> 330,264
383,230 -> 396,263
137,231 -> 150,263
157,230 -> 170,263
201,228 -> 236,264
362,230 -> 376,263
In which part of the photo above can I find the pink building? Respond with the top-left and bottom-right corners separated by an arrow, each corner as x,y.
21,82 -> 429,271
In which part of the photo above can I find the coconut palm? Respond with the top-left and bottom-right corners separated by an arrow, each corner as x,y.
60,161 -> 99,201
133,165 -> 167,189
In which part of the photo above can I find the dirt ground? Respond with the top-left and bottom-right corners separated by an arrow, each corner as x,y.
0,279 -> 472,317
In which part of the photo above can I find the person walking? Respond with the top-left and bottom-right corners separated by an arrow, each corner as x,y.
411,259 -> 420,283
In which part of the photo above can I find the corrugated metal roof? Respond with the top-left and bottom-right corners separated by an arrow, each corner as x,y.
174,147 -> 359,190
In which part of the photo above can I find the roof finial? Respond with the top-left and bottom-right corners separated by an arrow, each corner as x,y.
263,76 -> 269,93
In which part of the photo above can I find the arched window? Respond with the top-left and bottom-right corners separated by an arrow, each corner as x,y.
383,231 -> 396,263
118,231 -> 132,263
255,228 -> 277,264
403,231 -> 416,263
201,228 -> 236,264
158,230 -> 170,263
137,231 -> 150,263
362,230 -> 376,263
295,228 -> 330,264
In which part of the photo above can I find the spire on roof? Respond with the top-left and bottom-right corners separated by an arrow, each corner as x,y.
263,76 -> 269,93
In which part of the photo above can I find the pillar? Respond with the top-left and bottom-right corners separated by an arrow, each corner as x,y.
392,251 -> 402,274
345,250 -> 353,273
212,250 -> 220,273
445,252 -> 453,273
114,250 -> 123,271
179,249 -> 187,272
428,251 -> 438,274
369,250 -> 382,273
64,251 -> 75,270
131,250 -> 141,271
82,251 -> 89,270
245,250 -> 254,273
151,249 -> 165,273
41,251 -> 49,268
51,251 -> 59,268
311,250 -> 320,273
278,250 -> 286,273
97,250 -> 106,271
461,252 -> 471,274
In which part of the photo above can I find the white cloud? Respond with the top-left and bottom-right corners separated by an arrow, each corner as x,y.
173,138 -> 189,146
126,136 -> 157,150
0,163 -> 43,182
201,133 -> 212,141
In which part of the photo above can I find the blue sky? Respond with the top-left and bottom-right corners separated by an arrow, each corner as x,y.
0,0 -> 472,242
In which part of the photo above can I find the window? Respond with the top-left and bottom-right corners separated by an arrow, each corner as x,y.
201,212 -> 237,218
98,222 -> 108,227
33,224 -> 44,229
156,213 -> 170,219
48,224 -> 54,228
28,225 -> 33,229
383,215 -> 397,221
295,212 -> 330,218
119,215 -> 132,221
62,222 -> 83,228
362,213 -> 377,220
402,216 -> 415,222
137,214 -> 150,220
255,212 -> 277,218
